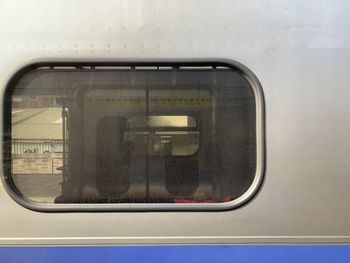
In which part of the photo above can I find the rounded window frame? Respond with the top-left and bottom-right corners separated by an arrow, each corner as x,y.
2,58 -> 265,212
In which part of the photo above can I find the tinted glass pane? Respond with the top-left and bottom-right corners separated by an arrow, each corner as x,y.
7,65 -> 257,205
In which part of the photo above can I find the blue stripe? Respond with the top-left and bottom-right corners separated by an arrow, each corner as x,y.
0,245 -> 350,263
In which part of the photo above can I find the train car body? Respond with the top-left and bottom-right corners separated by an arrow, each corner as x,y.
0,0 -> 350,262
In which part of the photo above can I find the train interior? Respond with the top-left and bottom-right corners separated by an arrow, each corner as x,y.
9,67 -> 256,204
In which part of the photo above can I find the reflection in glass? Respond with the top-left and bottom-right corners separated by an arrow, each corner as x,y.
9,68 -> 256,205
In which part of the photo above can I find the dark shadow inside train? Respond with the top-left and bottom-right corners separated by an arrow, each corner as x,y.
10,66 -> 257,204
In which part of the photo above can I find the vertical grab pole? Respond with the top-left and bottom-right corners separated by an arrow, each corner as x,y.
145,85 -> 150,202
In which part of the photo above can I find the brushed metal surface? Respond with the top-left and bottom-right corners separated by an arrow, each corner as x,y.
0,0 -> 350,244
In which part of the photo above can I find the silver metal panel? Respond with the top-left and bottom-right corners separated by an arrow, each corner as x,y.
1,0 -> 350,244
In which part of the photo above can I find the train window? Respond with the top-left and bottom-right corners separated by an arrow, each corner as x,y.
3,60 -> 264,211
